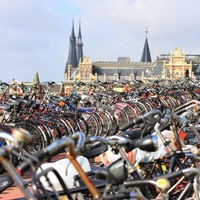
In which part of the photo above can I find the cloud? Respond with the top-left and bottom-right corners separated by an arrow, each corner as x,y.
0,0 -> 200,82
0,0 -> 66,82
74,0 -> 200,61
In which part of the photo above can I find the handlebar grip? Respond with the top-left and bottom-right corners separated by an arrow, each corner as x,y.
104,192 -> 131,200
124,179 -> 152,188
16,149 -> 49,175
119,116 -> 143,131
159,170 -> 184,180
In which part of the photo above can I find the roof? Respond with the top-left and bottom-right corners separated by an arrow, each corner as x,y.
92,61 -> 155,77
151,62 -> 163,76
141,38 -> 152,62
33,69 -> 40,83
93,61 -> 154,67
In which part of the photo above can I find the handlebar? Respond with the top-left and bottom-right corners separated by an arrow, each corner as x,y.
0,82 -> 9,86
119,109 -> 162,131
120,102 -> 200,133
103,191 -> 147,200
16,131 -> 86,175
0,132 -> 15,143
173,100 -> 200,115
160,167 -> 200,180
124,167 -> 200,189
85,135 -> 131,147
85,134 -> 158,154
1,131 -> 102,200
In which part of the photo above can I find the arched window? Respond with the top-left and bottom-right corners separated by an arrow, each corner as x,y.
81,68 -> 85,78
86,68 -> 89,78
174,69 -> 180,76
185,69 -> 189,77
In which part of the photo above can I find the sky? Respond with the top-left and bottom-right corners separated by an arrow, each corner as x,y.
0,0 -> 200,83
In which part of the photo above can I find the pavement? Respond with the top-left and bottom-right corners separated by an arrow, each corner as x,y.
0,184 -> 27,200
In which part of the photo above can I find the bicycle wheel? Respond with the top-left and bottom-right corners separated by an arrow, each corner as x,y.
55,118 -> 72,137
112,106 -> 129,129
96,108 -> 112,137
15,120 -> 48,154
129,100 -> 149,115
75,115 -> 89,136
81,111 -> 100,136
63,112 -> 81,134
102,107 -> 119,135
47,123 -> 62,142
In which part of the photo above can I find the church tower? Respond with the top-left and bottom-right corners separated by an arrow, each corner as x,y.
141,28 -> 152,62
65,18 -> 78,75
64,18 -> 85,81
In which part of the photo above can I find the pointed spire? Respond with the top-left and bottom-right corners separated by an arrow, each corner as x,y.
141,27 -> 152,62
33,68 -> 40,83
76,17 -> 84,64
65,17 -> 78,73
78,16 -> 82,38
71,15 -> 75,37
145,27 -> 148,38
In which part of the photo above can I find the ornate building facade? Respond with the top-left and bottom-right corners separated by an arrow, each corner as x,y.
162,47 -> 193,79
64,20 -> 153,86
63,20 -> 200,93
67,56 -> 96,82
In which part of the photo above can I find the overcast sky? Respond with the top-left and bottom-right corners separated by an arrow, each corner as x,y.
0,0 -> 200,83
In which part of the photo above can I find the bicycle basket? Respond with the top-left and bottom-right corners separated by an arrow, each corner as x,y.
31,167 -> 73,200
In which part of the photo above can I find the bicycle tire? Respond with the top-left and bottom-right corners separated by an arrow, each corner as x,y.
15,120 -> 48,154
